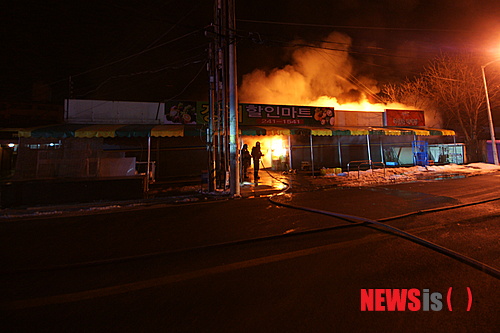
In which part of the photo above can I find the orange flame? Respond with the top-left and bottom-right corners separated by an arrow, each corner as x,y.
239,31 -> 411,112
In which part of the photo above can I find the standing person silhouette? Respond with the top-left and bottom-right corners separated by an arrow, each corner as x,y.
251,142 -> 264,181
241,144 -> 251,179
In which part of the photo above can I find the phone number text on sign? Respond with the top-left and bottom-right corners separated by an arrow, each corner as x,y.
257,119 -> 304,125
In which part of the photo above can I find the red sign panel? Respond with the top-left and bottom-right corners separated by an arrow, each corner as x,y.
385,109 -> 425,127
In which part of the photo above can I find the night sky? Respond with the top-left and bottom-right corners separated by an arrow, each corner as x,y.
1,0 -> 499,104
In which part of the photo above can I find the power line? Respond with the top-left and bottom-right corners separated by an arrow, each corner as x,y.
144,2 -> 202,49
237,19 -> 469,32
72,29 -> 204,79
164,60 -> 208,102
244,34 -> 444,61
312,48 -> 385,103
290,40 -> 402,61
4,28 -> 207,101
79,54 -> 207,98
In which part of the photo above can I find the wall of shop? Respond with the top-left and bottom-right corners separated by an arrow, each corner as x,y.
102,136 -> 207,181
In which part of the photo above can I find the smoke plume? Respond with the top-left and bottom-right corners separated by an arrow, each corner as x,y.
239,31 -> 397,111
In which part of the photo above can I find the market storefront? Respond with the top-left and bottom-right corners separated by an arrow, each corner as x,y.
0,99 -> 460,207
1,123 -> 207,207
238,125 -> 460,174
233,105 -> 459,174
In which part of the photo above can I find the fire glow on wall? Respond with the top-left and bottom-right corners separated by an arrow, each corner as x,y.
241,135 -> 288,170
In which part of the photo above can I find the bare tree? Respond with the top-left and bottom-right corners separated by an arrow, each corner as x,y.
382,53 -> 500,162
383,77 -> 429,109
382,77 -> 442,127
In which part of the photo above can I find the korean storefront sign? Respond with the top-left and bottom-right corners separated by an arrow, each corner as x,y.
384,109 -> 425,127
240,103 -> 335,126
165,101 -> 336,127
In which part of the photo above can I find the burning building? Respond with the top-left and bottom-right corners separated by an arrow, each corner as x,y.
0,32 -> 461,206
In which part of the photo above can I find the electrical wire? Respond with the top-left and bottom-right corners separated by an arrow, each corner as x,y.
311,48 -> 385,103
144,2 -> 202,49
237,18 -> 469,33
4,28 -> 206,101
78,53 -> 207,97
71,30 -> 204,80
163,60 -> 208,103
265,38 -> 429,60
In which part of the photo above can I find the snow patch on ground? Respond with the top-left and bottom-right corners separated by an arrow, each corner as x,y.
313,163 -> 500,187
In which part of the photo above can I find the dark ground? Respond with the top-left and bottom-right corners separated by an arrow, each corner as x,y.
1,173 -> 499,332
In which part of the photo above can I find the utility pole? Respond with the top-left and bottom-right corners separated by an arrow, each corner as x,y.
209,0 -> 239,195
481,60 -> 499,165
207,42 -> 217,192
209,0 -> 225,191
227,0 -> 240,196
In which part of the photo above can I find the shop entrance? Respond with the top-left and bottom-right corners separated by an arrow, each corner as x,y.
241,135 -> 290,171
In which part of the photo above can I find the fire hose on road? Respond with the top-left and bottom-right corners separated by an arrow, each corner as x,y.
3,167 -> 500,280
263,167 -> 500,280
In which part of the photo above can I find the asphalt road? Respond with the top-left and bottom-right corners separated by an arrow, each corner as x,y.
1,174 -> 500,332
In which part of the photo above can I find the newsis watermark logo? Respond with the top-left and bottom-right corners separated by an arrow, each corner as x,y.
361,288 -> 473,312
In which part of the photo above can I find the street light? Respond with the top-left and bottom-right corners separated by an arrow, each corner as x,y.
481,59 -> 500,165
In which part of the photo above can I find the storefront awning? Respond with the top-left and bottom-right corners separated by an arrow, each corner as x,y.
387,127 -> 456,136
238,126 -> 290,136
388,127 -> 430,136
291,126 -> 402,136
18,124 -> 185,138
368,127 -> 409,136
0,128 -> 21,140
424,128 -> 456,136
308,127 -> 369,136
15,124 -> 456,139
298,126 -> 455,136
